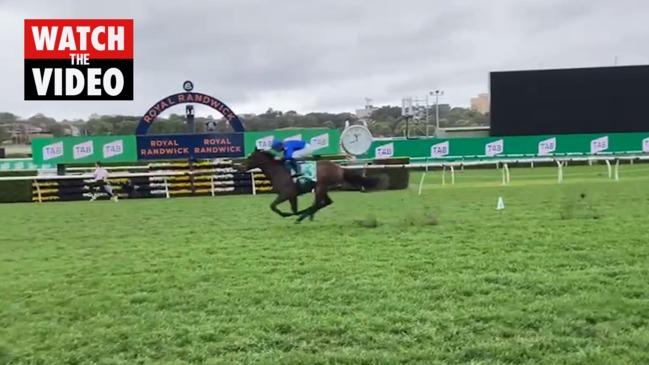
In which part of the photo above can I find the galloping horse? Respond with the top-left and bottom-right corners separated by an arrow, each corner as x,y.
239,150 -> 378,223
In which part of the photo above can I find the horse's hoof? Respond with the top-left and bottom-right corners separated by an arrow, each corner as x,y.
294,219 -> 302,224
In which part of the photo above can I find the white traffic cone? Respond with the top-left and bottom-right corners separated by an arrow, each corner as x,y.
496,196 -> 505,210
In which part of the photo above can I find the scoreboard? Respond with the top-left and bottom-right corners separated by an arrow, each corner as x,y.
490,65 -> 649,136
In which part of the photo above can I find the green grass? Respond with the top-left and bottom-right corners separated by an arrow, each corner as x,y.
2,164 -> 649,364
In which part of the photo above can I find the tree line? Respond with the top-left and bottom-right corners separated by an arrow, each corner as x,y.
0,105 -> 489,141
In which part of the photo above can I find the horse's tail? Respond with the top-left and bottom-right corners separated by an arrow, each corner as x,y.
342,169 -> 380,190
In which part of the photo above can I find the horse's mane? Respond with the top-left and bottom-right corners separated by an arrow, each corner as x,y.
257,150 -> 275,159
254,149 -> 283,165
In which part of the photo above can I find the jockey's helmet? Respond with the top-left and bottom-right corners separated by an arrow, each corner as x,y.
271,139 -> 284,150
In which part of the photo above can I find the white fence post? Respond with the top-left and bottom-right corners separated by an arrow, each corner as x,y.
442,165 -> 446,185
417,163 -> 428,196
35,179 -> 42,203
251,172 -> 257,196
605,160 -> 612,179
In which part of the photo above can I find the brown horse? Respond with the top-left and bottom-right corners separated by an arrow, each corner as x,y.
239,149 -> 378,223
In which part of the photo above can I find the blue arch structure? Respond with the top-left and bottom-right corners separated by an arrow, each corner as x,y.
136,92 -> 245,134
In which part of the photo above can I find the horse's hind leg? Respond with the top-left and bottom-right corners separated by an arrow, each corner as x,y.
324,192 -> 333,206
296,186 -> 328,223
296,201 -> 318,223
309,192 -> 333,221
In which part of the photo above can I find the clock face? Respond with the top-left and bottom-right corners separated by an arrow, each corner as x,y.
341,125 -> 373,155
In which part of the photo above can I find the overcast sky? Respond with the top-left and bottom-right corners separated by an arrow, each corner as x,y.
2,0 -> 648,120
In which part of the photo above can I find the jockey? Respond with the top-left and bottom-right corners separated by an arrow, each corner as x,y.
271,138 -> 310,176
90,162 -> 118,202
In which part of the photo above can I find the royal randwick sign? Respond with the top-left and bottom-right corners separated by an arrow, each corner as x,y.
136,134 -> 245,160
24,19 -> 134,100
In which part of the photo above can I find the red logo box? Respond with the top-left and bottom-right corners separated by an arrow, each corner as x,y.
24,19 -> 134,100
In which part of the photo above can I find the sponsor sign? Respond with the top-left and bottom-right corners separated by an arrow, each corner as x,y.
103,140 -> 124,158
485,139 -> 504,157
32,135 -> 137,164
73,140 -> 93,160
310,133 -> 330,150
255,135 -> 274,150
430,141 -> 449,158
375,143 -> 394,158
590,136 -> 609,154
538,137 -> 556,155
244,129 -> 340,155
43,141 -> 64,161
137,133 -> 245,160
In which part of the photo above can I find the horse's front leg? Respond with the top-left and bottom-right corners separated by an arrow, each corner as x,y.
270,195 -> 293,218
289,196 -> 299,215
295,203 -> 318,223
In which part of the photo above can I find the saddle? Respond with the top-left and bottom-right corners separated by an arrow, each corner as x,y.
293,161 -> 317,194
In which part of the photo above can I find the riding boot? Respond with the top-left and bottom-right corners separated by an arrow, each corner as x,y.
285,160 -> 301,177
293,162 -> 301,177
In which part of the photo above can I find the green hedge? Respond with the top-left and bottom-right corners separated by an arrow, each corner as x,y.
0,171 -> 33,203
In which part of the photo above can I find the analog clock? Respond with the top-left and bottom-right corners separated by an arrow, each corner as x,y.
340,124 -> 373,156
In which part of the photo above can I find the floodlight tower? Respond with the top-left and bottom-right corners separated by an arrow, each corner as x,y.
429,89 -> 444,136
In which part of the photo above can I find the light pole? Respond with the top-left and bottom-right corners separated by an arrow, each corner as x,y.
430,90 -> 444,136
425,94 -> 430,136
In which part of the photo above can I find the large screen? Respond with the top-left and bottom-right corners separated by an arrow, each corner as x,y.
489,65 -> 649,136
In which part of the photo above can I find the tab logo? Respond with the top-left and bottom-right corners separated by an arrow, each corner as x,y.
43,141 -> 64,160
643,137 -> 649,153
590,136 -> 608,154
24,19 -> 134,100
538,137 -> 556,155
375,143 -> 394,158
103,139 -> 123,158
310,133 -> 329,150
431,141 -> 449,158
485,139 -> 504,157
255,135 -> 274,150
73,140 -> 93,159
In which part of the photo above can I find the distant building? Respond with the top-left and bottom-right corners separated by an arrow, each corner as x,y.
4,123 -> 61,144
470,93 -> 490,114
356,98 -> 378,121
66,125 -> 81,136
355,105 -> 378,121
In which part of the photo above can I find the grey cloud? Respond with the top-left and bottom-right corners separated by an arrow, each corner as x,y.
1,0 -> 648,120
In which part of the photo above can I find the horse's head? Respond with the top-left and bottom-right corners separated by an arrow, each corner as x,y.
237,149 -> 275,171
